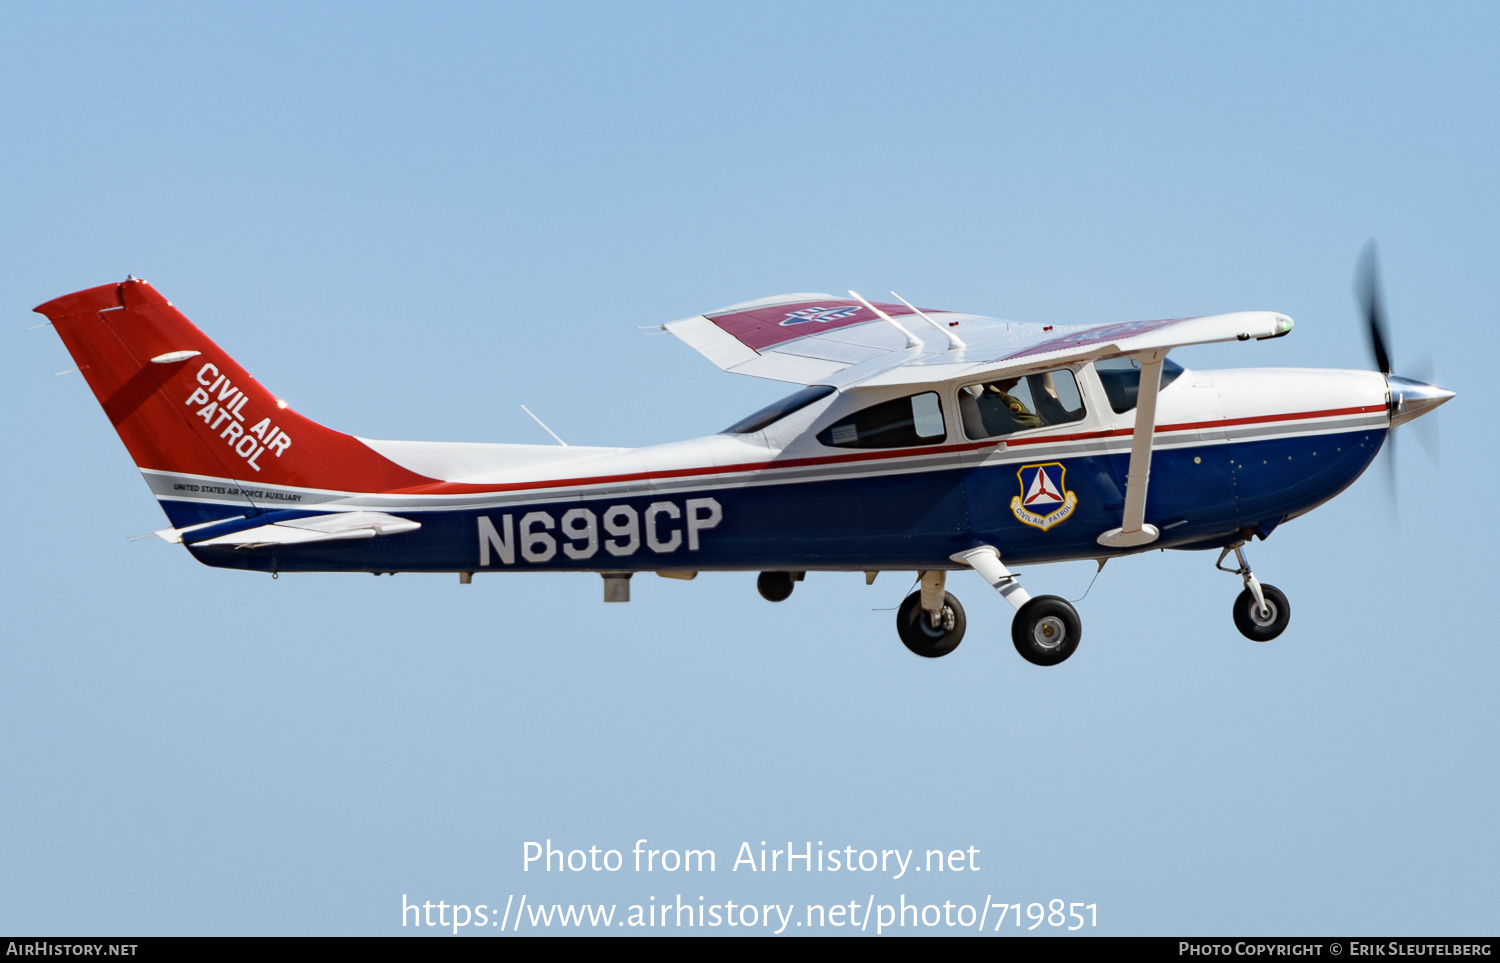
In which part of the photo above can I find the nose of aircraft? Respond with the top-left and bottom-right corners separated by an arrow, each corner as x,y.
1387,375 -> 1455,427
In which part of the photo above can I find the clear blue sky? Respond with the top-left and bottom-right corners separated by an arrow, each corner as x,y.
2,1 -> 1496,935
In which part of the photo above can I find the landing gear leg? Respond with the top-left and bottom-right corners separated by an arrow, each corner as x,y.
951,546 -> 1083,666
896,570 -> 966,658
1217,542 -> 1291,641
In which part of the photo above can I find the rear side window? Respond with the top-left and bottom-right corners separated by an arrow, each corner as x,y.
1093,357 -> 1185,413
818,392 -> 946,449
722,385 -> 836,434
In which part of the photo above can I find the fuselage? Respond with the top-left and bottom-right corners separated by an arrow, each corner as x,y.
173,362 -> 1392,575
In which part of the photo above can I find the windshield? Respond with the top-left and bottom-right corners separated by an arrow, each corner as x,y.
721,385 -> 836,434
1093,357 -> 1185,413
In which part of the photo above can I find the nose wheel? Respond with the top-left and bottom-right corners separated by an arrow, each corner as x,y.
1217,542 -> 1291,641
1232,584 -> 1290,641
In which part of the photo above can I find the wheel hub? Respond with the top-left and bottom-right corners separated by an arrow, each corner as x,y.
1032,615 -> 1067,650
1250,601 -> 1277,627
923,605 -> 955,636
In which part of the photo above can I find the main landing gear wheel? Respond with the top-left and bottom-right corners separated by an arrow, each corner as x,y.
757,571 -> 794,602
896,590 -> 966,658
1232,583 -> 1290,641
1011,595 -> 1082,666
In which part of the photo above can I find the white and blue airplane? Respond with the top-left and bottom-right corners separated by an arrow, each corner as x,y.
36,249 -> 1451,665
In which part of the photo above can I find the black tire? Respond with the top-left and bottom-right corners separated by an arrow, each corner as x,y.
1011,595 -> 1082,666
1232,583 -> 1290,641
757,571 -> 794,602
896,590 -> 966,658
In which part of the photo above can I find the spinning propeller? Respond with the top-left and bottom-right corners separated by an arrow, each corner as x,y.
1353,240 -> 1453,497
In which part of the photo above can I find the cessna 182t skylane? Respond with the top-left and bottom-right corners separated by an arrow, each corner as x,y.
36,255 -> 1451,665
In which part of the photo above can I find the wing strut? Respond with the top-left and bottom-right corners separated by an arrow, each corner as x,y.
1097,352 -> 1165,549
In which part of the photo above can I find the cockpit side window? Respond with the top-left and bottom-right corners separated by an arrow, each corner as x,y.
959,368 -> 1086,440
817,391 -> 946,449
1093,357 -> 1185,414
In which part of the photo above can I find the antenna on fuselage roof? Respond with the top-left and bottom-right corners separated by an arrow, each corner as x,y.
519,405 -> 568,446
848,290 -> 923,349
889,291 -> 966,352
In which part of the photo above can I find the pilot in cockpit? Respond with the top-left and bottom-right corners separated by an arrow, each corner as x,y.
959,377 -> 1043,439
985,378 -> 1042,430
961,369 -> 1087,439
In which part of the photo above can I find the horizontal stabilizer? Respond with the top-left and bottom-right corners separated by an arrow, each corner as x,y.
181,511 -> 420,549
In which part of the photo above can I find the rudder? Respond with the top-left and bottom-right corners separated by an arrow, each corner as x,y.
36,278 -> 436,525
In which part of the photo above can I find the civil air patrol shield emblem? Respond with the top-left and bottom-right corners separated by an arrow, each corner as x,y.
1010,462 -> 1078,531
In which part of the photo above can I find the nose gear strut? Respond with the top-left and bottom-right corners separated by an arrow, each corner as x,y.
1216,541 -> 1291,641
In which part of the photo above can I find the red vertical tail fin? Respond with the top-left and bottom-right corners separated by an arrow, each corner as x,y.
36,279 -> 435,516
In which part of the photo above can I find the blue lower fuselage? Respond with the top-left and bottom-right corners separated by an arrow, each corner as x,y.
177,427 -> 1385,574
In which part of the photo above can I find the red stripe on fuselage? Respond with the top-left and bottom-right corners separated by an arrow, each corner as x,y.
388,403 -> 1387,497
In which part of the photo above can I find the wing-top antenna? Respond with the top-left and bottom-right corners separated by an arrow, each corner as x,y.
520,404 -> 568,446
889,291 -> 965,352
848,290 -> 923,349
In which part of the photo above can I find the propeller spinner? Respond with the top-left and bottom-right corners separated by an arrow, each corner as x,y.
1352,241 -> 1453,509
1353,241 -> 1454,429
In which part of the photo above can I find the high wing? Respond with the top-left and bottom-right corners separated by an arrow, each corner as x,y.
663,293 -> 1294,388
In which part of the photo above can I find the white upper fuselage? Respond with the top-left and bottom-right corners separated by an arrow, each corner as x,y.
323,363 -> 1392,513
